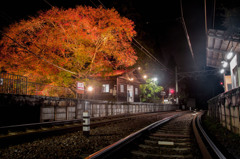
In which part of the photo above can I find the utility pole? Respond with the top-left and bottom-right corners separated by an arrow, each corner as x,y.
175,66 -> 179,104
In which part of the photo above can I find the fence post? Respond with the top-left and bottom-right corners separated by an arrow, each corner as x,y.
83,111 -> 90,137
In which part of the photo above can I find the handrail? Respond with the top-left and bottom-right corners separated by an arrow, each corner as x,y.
86,114 -> 180,159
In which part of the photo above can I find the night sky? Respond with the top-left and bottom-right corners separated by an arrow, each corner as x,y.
0,0 -> 227,108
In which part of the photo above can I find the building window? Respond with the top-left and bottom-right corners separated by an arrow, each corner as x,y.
120,85 -> 124,93
102,84 -> 109,93
135,87 -> 138,95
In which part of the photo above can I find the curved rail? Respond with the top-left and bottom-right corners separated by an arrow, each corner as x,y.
195,112 -> 226,159
87,111 -> 227,159
86,113 -> 181,159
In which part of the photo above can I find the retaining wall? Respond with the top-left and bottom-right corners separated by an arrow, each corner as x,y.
0,93 -> 179,126
208,87 -> 240,134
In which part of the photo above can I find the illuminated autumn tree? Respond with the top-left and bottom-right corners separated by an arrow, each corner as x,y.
0,6 -> 137,87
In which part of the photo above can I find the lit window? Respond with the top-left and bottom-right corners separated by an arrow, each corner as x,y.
135,88 -> 138,95
102,84 -> 109,93
120,85 -> 124,93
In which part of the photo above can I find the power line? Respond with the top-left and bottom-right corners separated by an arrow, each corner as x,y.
43,0 -> 172,73
212,0 -> 216,29
180,0 -> 195,62
132,38 -> 168,70
204,0 -> 208,35
91,0 -> 170,72
43,0 -> 53,7
90,0 -> 98,8
0,31 -> 77,75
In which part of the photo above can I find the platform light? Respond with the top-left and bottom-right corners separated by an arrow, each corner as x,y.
87,86 -> 93,92
221,61 -> 228,68
220,69 -> 225,74
153,77 -> 157,82
226,51 -> 233,60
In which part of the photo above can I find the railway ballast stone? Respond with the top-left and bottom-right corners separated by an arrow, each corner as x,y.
0,112 -> 177,159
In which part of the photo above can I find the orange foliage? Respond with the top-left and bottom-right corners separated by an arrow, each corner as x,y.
0,6 -> 137,86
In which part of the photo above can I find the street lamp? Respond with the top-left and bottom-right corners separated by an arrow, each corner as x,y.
153,77 -> 157,82
221,61 -> 228,68
87,86 -> 93,92
129,78 -> 134,81
220,69 -> 225,74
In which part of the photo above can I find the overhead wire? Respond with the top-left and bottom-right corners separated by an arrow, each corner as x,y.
204,0 -> 208,35
180,0 -> 195,62
0,31 -> 77,75
212,0 -> 216,29
91,0 -> 171,72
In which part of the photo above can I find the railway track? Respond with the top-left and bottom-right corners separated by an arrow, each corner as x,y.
0,111 -> 176,147
87,111 -> 227,159
129,113 -> 201,159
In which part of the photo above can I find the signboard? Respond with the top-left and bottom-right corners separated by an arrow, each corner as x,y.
160,91 -> 166,96
77,82 -> 84,90
77,82 -> 84,94
0,78 -> 3,85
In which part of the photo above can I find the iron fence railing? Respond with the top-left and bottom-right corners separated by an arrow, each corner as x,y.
0,72 -> 27,95
0,72 -> 75,98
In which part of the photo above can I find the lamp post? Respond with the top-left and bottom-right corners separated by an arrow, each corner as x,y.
175,66 -> 179,105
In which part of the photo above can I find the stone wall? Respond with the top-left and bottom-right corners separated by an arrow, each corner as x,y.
0,93 -> 179,126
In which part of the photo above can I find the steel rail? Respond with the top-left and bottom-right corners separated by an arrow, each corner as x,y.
0,119 -> 82,133
0,112 -> 170,134
86,113 -> 181,159
196,113 -> 226,159
192,113 -> 212,159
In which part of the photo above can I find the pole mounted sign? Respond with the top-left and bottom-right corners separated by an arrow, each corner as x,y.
160,91 -> 166,96
76,81 -> 84,94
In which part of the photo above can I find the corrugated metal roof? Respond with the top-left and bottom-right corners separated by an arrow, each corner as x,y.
206,29 -> 240,68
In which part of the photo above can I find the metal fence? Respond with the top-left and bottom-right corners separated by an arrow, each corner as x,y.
0,72 -> 75,98
0,72 -> 27,95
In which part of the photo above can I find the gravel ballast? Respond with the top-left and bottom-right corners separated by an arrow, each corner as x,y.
0,112 -> 177,159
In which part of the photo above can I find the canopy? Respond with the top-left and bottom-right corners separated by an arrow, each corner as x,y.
206,29 -> 240,68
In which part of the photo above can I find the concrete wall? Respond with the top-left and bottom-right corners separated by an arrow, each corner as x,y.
208,87 -> 240,134
0,93 -> 179,126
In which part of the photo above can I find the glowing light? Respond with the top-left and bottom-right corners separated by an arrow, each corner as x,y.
169,88 -> 174,94
87,86 -> 93,91
143,75 -> 147,79
138,67 -> 141,70
220,69 -> 225,74
221,61 -> 228,68
153,77 -> 157,82
129,78 -> 134,81
226,51 -> 233,60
